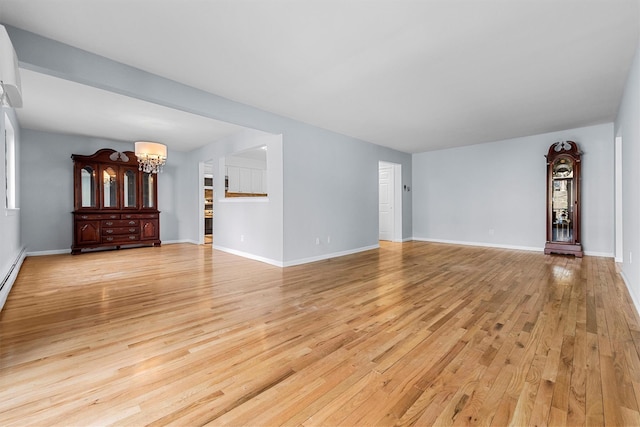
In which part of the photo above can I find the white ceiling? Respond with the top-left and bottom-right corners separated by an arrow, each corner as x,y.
17,69 -> 248,151
1,0 -> 639,154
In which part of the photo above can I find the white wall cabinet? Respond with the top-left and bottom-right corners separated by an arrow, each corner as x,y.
226,166 -> 267,194
239,167 -> 252,193
226,166 -> 240,192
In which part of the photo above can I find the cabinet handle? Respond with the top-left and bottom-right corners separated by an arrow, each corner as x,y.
106,237 -> 114,241
105,229 -> 114,234
110,215 -> 118,219
105,221 -> 113,226
128,221 -> 136,225
129,228 -> 136,232
129,236 -> 137,240
81,215 -> 88,219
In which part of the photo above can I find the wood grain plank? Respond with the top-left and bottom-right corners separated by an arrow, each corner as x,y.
1,243 -> 638,426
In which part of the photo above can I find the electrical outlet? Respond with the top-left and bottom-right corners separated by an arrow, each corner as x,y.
630,251 -> 633,264
327,235 -> 331,244
240,235 -> 244,242
315,237 -> 320,245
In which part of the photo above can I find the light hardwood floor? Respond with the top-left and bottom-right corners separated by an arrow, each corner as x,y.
1,242 -> 640,426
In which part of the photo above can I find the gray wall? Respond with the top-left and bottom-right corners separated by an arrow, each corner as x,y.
283,125 -> 412,264
413,123 -> 615,256
8,25 -> 412,265
19,129 -> 184,253
616,40 -> 640,310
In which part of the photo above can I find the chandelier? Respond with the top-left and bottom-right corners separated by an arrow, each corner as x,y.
134,141 -> 167,174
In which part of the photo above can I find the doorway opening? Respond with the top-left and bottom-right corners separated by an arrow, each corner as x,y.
379,161 -> 402,242
615,136 -> 623,262
203,160 -> 214,245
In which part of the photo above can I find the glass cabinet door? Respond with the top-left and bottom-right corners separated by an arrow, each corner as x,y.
123,169 -> 137,208
550,158 -> 574,243
142,173 -> 155,208
80,165 -> 97,208
102,166 -> 118,208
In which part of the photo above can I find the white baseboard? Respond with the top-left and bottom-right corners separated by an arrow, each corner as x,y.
619,269 -> 640,319
214,245 -> 283,267
26,240 -> 199,257
214,244 -> 381,268
163,239 -> 200,245
412,237 -> 614,258
282,244 -> 380,267
412,237 -> 543,253
583,250 -> 615,258
27,249 -> 71,256
0,247 -> 27,311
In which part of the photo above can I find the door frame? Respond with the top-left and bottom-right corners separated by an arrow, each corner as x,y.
615,136 -> 623,262
379,161 -> 403,242
198,160 -> 215,245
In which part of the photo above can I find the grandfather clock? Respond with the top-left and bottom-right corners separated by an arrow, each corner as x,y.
544,141 -> 583,257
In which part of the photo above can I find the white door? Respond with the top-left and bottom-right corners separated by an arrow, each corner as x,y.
379,164 -> 394,241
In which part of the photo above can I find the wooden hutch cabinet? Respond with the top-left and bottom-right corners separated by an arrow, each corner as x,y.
71,149 -> 161,254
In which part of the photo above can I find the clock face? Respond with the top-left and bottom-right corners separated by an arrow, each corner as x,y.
552,158 -> 573,178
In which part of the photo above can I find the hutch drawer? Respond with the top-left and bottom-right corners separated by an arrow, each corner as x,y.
76,213 -> 120,220
102,219 -> 138,227
102,226 -> 140,235
103,234 -> 140,244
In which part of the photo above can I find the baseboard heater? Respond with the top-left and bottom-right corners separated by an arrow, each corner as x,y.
0,247 -> 26,293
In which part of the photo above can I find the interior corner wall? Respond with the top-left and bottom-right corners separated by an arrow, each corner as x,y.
615,39 -> 640,310
412,123 -> 615,256
19,129 -> 182,253
282,127 -> 412,265
0,107 -> 23,311
187,129 -> 284,264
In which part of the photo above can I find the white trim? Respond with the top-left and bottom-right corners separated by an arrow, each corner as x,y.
412,237 -> 614,258
26,240 -> 200,256
26,248 -> 70,256
0,247 -> 26,311
619,269 -> 640,319
615,136 -> 623,263
214,245 -> 283,267
214,243 -> 380,268
163,239 -> 200,245
583,250 -> 615,258
198,161 -> 205,245
393,163 -> 402,242
4,208 -> 18,216
412,237 -> 543,253
282,244 -> 380,267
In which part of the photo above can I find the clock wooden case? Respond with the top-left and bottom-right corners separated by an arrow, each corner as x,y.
71,148 -> 161,254
544,141 -> 583,257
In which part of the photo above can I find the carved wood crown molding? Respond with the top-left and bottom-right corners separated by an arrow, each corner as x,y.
545,140 -> 581,163
108,151 -> 130,162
